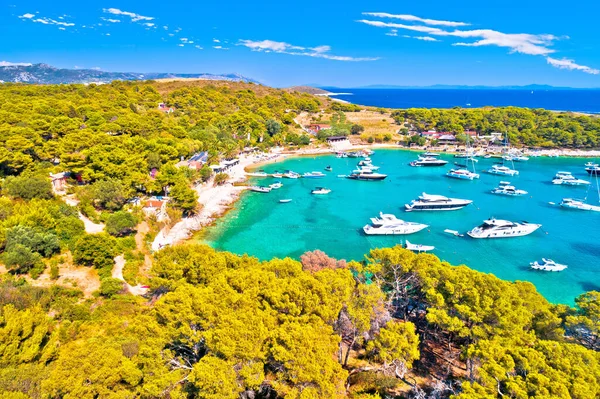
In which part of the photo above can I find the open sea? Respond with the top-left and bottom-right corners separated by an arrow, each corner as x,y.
201,150 -> 600,305
319,88 -> 600,114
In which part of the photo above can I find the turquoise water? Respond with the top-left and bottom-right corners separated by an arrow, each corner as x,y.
203,150 -> 600,304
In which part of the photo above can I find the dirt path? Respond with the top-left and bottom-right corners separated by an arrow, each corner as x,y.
112,255 -> 148,296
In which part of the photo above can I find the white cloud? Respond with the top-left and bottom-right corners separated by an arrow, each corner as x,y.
101,18 -> 121,23
358,19 -> 556,56
546,57 -> 600,75
163,25 -> 168,30
105,33 -> 111,36
103,8 -> 153,22
195,45 -> 203,50
19,13 -> 35,19
238,39 -> 379,61
178,44 -> 184,47
58,27 -> 66,31
363,12 -> 470,27
213,45 -> 229,50
91,67 -> 102,71
213,39 -> 220,43
386,29 -> 398,37
188,41 -> 194,44
0,61 -> 32,67
415,36 -> 439,42
29,17 -> 75,27
180,38 -> 189,42
168,33 -> 175,37
144,23 -> 155,27
358,14 -> 599,75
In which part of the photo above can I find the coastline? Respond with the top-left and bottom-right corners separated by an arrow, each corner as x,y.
153,142 -> 600,251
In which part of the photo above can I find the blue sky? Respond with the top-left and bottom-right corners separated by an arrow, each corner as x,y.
2,1 -> 600,87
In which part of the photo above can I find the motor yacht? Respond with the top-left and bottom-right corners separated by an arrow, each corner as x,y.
303,171 -> 326,178
346,169 -> 387,181
311,187 -> 331,195
585,162 -> 600,175
410,156 -> 448,167
467,218 -> 541,238
249,186 -> 272,193
530,259 -> 567,272
422,152 -> 440,157
487,165 -> 519,176
363,212 -> 428,235
405,193 -> 472,211
559,198 -> 600,212
283,171 -> 300,179
446,168 -> 480,180
491,182 -> 528,196
552,172 -> 590,186
271,172 -> 283,178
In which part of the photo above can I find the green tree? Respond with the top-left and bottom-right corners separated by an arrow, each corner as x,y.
105,211 -> 137,237
2,176 -> 53,200
99,278 -> 125,298
72,233 -> 116,272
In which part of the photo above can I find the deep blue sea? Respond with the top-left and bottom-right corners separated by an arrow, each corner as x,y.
319,88 -> 600,113
202,150 -> 600,305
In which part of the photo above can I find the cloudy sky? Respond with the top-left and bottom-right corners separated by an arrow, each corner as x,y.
2,0 -> 600,87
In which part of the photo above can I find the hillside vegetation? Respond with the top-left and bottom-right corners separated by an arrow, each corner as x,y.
1,245 -> 598,398
0,81 -> 599,398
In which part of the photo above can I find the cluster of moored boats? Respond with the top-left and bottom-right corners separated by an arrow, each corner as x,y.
245,148 -> 600,271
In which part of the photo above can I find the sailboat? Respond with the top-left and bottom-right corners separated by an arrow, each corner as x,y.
446,135 -> 480,180
559,171 -> 600,212
487,135 -> 519,176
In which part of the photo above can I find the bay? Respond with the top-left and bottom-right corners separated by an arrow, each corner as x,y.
201,149 -> 600,304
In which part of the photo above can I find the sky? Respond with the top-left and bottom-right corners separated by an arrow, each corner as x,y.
2,1 -> 600,88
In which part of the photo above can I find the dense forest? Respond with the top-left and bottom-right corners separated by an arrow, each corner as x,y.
392,108 -> 600,148
1,245 -> 598,398
0,81 -> 599,398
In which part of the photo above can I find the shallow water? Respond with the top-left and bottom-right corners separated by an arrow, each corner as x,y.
202,150 -> 600,304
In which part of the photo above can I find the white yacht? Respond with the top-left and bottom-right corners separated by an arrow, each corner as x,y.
269,182 -> 283,189
271,172 -> 284,178
552,172 -> 590,186
446,168 -> 480,180
491,182 -> 528,196
283,171 -> 300,179
405,193 -> 472,211
559,198 -> 600,212
467,218 -> 541,238
585,162 -> 600,175
530,259 -> 567,272
487,165 -> 519,176
249,186 -> 272,193
303,171 -> 326,178
311,187 -> 331,195
347,169 -> 387,181
410,156 -> 448,167
363,213 -> 428,235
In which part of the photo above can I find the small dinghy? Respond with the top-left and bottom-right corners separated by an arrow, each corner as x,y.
269,182 -> 283,189
405,240 -> 435,253
279,199 -> 292,203
250,186 -> 271,193
325,166 -> 333,172
530,258 -> 567,272
311,187 -> 331,195
444,229 -> 464,237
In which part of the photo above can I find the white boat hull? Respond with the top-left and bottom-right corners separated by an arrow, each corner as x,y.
363,224 -> 428,235
467,224 -> 541,238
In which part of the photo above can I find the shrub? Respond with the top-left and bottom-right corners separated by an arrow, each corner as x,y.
105,211 -> 137,237
3,176 -> 53,200
99,278 -> 125,298
72,234 -> 116,271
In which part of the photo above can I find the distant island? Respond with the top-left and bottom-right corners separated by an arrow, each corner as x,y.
323,84 -> 600,90
0,63 -> 258,85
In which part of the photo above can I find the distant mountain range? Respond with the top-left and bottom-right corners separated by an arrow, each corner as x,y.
322,84 -> 598,90
0,63 -> 258,85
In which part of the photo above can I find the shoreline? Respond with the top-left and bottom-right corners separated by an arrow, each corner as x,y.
153,143 -> 600,251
